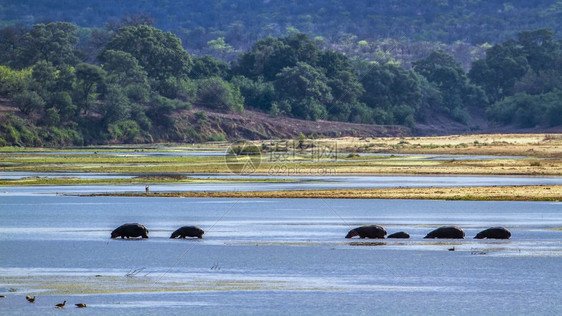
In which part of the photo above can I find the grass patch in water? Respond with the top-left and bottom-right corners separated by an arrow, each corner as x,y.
87,185 -> 562,202
0,176 -> 297,186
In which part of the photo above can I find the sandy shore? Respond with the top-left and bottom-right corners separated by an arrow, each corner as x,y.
89,185 -> 562,201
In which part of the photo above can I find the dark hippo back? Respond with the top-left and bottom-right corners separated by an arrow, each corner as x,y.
474,227 -> 511,239
387,231 -> 410,239
170,226 -> 205,238
111,223 -> 149,239
424,226 -> 465,239
345,225 -> 386,239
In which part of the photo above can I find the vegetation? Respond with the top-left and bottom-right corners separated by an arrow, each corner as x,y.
1,1 -> 561,65
89,185 -> 562,202
0,8 -> 561,146
1,134 -> 560,175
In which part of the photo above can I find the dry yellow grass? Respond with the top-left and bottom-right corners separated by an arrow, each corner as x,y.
309,133 -> 562,158
95,185 -> 562,201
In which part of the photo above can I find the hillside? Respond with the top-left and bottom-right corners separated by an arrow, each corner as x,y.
0,3 -> 561,146
1,1 -> 561,66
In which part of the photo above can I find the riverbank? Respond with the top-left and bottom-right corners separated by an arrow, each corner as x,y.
86,185 -> 562,201
1,133 -> 561,176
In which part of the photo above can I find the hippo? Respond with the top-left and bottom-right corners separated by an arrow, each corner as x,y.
111,223 -> 149,239
424,226 -> 465,239
387,231 -> 410,239
170,226 -> 205,239
474,227 -> 511,239
345,225 -> 387,239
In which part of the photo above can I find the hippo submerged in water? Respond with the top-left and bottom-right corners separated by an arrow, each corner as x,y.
111,223 -> 149,239
170,226 -> 205,239
345,225 -> 387,239
424,226 -> 465,239
387,231 -> 410,239
474,227 -> 511,239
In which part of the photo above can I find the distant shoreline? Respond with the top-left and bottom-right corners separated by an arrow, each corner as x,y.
84,185 -> 562,202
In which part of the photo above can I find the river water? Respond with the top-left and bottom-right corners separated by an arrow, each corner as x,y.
1,193 -> 561,315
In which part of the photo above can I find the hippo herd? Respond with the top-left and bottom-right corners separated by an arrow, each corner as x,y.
111,223 -> 511,240
110,223 -> 204,239
345,225 -> 511,239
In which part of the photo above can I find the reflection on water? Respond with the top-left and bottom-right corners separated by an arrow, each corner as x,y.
1,195 -> 561,315
2,173 -> 562,196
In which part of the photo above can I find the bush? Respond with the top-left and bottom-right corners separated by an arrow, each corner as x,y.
108,120 -> 141,142
290,98 -> 327,121
197,77 -> 244,112
13,90 -> 45,115
231,76 -> 275,111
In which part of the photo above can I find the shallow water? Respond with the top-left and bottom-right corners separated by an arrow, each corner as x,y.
1,195 -> 561,315
2,174 -> 562,196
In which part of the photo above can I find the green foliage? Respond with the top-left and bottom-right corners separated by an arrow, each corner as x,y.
472,28 -> 562,128
414,50 -> 487,122
469,39 -> 530,103
74,63 -> 106,114
0,65 -> 31,96
12,90 -> 45,115
107,120 -> 140,142
197,77 -> 244,112
101,49 -> 148,87
51,92 -> 76,121
41,107 -> 61,126
0,114 -> 41,146
99,85 -> 131,126
190,56 -> 229,79
1,18 -> 562,146
487,91 -> 562,128
233,33 -> 318,81
231,76 -> 276,111
274,62 -> 332,120
103,25 -> 192,81
18,22 -> 80,67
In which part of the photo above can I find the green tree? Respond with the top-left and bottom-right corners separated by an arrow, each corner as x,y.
274,62 -> 332,120
18,22 -> 80,67
197,77 -> 244,112
233,37 -> 294,81
100,49 -> 148,87
103,25 -> 192,81
0,26 -> 26,67
189,56 -> 229,79
13,90 -> 45,115
317,50 -> 353,76
0,65 -> 31,97
469,39 -> 529,103
414,51 -> 487,122
360,63 -> 421,111
99,85 -> 131,126
233,33 -> 319,81
30,61 -> 56,100
74,63 -> 106,114
517,29 -> 559,73
231,76 -> 276,111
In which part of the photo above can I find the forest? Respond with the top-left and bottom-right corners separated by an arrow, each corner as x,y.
0,11 -> 561,145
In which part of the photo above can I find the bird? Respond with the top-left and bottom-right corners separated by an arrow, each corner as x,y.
448,247 -> 455,251
75,303 -> 87,308
26,295 -> 35,303
0,295 -> 6,298
55,300 -> 66,308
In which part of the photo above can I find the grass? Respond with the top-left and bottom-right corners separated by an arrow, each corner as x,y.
1,133 -> 561,180
0,176 -> 298,186
88,185 -> 562,202
1,150 -> 561,175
